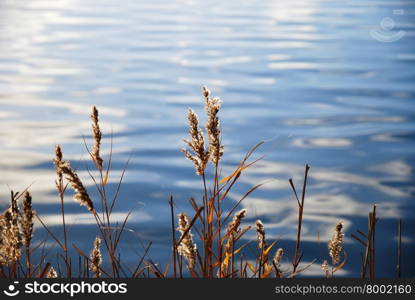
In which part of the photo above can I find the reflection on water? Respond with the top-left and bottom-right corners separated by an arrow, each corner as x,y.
0,0 -> 414,277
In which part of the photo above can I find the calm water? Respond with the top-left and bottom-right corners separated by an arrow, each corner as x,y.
0,0 -> 414,277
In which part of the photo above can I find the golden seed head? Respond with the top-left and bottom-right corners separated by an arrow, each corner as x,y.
56,159 -> 94,212
55,145 -> 63,162
221,208 -> 248,276
90,106 -> 103,170
321,260 -> 331,278
21,191 -> 35,247
202,86 -> 210,99
177,213 -> 197,270
226,209 -> 247,236
47,266 -> 58,278
0,198 -> 22,265
328,222 -> 344,265
273,248 -> 283,266
204,93 -> 223,165
89,236 -> 102,277
255,219 -> 267,250
182,108 -> 210,175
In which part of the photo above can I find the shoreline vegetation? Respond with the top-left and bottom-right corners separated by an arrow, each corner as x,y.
0,87 -> 404,278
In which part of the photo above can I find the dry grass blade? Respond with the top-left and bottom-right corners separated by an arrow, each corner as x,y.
39,263 -> 51,278
132,242 -> 152,278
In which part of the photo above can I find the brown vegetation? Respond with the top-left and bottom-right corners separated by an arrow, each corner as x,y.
0,87 -> 404,278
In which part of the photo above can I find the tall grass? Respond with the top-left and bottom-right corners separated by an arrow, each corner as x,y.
0,87 -> 407,278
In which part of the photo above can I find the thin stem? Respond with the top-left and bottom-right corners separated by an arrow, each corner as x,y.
202,173 -> 208,277
168,196 -> 177,278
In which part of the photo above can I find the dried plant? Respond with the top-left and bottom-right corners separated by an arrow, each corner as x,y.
177,213 -> 197,270
54,145 -> 63,185
47,266 -> 58,278
273,248 -> 284,277
182,108 -> 210,175
273,248 -> 283,267
0,195 -> 22,265
321,260 -> 331,278
255,220 -> 267,250
219,209 -> 247,277
21,191 -> 35,247
328,222 -> 344,265
54,158 -> 95,213
203,86 -> 223,165
255,219 -> 274,278
0,96 -> 400,279
91,106 -> 103,170
89,237 -> 102,278
226,209 -> 246,237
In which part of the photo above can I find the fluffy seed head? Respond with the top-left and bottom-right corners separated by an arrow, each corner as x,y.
91,106 -> 103,170
47,266 -> 58,278
221,208 -> 247,275
273,248 -> 283,266
89,237 -> 102,277
0,197 -> 22,265
321,260 -> 331,278
54,145 -> 64,185
21,191 -> 35,247
255,219 -> 267,250
202,86 -> 210,99
226,209 -> 247,236
328,222 -> 344,265
177,213 -> 197,270
55,159 -> 94,212
204,92 -> 223,165
182,108 -> 210,175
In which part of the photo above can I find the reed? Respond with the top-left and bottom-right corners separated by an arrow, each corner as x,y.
177,213 -> 197,272
0,87 -> 409,279
89,237 -> 102,278
47,266 -> 58,278
320,222 -> 347,277
328,222 -> 344,266
91,106 -> 103,170
273,248 -> 283,278
21,191 -> 35,276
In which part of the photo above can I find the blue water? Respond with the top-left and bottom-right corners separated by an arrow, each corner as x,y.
0,0 -> 414,277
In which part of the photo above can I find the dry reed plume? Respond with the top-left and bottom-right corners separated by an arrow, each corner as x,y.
273,248 -> 283,267
177,213 -> 197,271
255,219 -> 267,250
219,209 -> 247,277
328,222 -> 344,266
226,209 -> 246,238
0,193 -> 22,266
182,108 -> 210,176
54,156 -> 95,213
89,237 -> 102,278
321,260 -> 331,278
21,191 -> 35,247
91,106 -> 103,170
203,86 -> 223,165
47,266 -> 58,278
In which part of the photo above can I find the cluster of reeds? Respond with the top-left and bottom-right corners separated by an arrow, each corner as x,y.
0,105 -> 133,278
0,87 -> 407,278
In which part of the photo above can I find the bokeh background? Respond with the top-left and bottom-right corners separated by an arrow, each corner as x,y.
0,0 -> 414,277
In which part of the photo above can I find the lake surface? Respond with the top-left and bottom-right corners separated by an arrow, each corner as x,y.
0,0 -> 414,277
